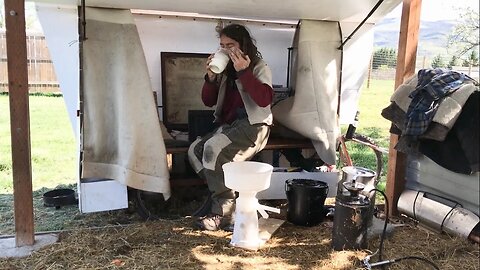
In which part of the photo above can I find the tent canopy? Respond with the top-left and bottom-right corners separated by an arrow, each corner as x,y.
30,0 -> 401,23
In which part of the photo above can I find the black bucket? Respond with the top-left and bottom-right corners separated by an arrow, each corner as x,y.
285,179 -> 329,226
43,188 -> 77,209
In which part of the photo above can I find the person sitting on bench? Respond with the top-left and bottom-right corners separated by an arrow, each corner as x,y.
187,23 -> 274,231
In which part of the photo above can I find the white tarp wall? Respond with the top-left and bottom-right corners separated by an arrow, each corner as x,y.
36,5 -> 375,132
135,15 -> 373,124
134,15 -> 296,112
35,4 -> 376,211
81,7 -> 170,196
339,22 -> 374,124
36,6 -> 374,135
35,4 -> 79,137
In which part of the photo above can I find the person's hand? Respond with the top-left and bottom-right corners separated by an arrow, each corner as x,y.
229,48 -> 250,72
205,53 -> 216,82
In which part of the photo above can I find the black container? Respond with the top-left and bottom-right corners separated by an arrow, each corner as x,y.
345,111 -> 359,139
43,188 -> 77,209
285,179 -> 329,226
332,182 -> 371,250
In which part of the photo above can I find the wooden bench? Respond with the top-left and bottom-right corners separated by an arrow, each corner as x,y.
165,137 -> 313,154
165,137 -> 314,187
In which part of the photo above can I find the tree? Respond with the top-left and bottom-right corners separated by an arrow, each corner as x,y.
447,55 -> 458,69
0,2 -> 4,29
372,47 -> 397,69
431,55 -> 446,69
462,50 -> 479,67
447,7 -> 479,58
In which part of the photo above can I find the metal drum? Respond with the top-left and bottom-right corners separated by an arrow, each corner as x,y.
332,181 -> 372,250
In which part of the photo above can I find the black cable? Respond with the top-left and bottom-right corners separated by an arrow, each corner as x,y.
423,191 -> 463,233
369,188 -> 388,262
366,189 -> 440,270
392,256 -> 440,270
338,0 -> 385,49
286,47 -> 293,89
440,202 -> 460,232
413,190 -> 462,231
413,190 -> 421,220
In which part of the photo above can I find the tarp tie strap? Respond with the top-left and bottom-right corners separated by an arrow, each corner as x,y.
338,0 -> 385,50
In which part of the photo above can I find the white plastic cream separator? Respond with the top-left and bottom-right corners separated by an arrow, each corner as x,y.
222,161 -> 280,251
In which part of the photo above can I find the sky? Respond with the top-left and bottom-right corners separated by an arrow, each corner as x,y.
385,0 -> 479,21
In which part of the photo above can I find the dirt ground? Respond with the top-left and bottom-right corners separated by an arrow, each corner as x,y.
0,190 -> 479,270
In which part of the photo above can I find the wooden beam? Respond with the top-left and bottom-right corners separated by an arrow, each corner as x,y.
5,0 -> 35,246
386,0 -> 422,216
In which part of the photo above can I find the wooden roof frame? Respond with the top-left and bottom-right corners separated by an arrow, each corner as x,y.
4,0 -> 422,246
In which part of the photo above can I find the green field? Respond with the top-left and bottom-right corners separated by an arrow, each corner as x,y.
336,79 -> 395,193
0,80 -> 397,233
0,94 -> 77,193
0,94 -> 78,234
356,79 -> 395,143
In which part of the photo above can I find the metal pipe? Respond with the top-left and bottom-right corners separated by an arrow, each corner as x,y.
78,2 -> 86,180
80,0 -> 87,41
336,21 -> 343,116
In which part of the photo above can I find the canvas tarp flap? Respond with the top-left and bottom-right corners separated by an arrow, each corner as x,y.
81,8 -> 170,199
272,20 -> 340,165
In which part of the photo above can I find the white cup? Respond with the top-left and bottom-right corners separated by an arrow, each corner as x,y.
209,50 -> 230,74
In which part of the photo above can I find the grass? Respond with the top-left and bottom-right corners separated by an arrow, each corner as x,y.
356,79 -> 395,143
341,79 -> 395,185
0,94 -> 78,234
0,94 -> 77,194
0,183 -> 143,235
0,80 -> 396,234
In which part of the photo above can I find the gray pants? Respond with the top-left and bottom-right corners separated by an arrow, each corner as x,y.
188,118 -> 270,216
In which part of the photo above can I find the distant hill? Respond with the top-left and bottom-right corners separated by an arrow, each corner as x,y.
373,17 -> 457,57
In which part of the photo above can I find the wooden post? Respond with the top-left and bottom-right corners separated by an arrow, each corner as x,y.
5,0 -> 35,246
386,0 -> 422,216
